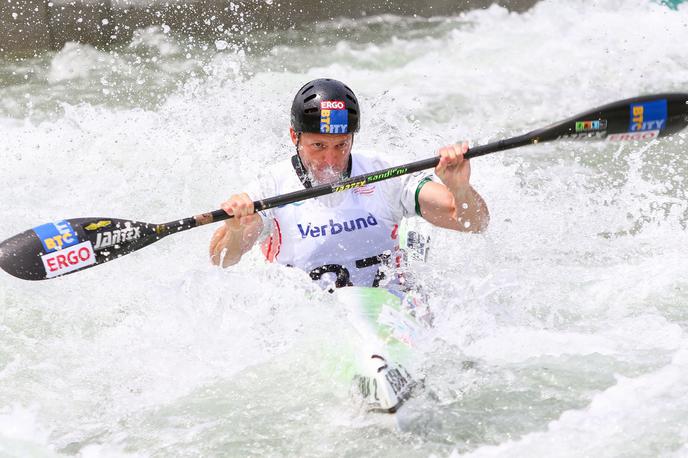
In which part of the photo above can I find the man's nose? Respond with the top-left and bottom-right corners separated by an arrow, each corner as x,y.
322,148 -> 341,166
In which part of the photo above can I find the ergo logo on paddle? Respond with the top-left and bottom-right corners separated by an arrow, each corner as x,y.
41,241 -> 96,278
607,130 -> 659,142
321,100 -> 345,110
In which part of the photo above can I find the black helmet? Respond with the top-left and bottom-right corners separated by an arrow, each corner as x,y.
291,78 -> 360,134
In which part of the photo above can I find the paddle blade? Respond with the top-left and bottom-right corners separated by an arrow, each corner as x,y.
0,218 -> 164,281
536,92 -> 688,142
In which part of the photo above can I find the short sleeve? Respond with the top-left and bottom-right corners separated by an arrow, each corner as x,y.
399,171 -> 437,218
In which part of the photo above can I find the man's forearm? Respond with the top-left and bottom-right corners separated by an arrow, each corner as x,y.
210,218 -> 263,267
219,228 -> 245,267
419,181 -> 489,233
452,185 -> 490,233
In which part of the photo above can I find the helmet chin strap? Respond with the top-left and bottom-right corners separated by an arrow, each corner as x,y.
292,133 -> 313,189
291,132 -> 354,189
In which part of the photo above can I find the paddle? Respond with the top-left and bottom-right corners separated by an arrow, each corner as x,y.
1,92 -> 687,281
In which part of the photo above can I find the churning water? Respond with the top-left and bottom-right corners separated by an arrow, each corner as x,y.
1,0 -> 688,456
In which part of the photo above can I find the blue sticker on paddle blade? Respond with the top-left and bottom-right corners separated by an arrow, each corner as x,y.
629,99 -> 667,132
33,220 -> 80,253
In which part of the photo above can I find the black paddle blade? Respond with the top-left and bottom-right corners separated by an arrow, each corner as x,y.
0,218 -> 165,281
535,92 -> 688,142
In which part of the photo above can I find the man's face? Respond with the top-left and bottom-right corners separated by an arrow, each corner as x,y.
290,128 -> 352,185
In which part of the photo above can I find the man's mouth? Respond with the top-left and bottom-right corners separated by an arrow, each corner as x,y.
309,165 -> 346,186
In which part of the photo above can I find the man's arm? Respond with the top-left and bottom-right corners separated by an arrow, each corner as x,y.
209,193 -> 264,267
417,143 -> 490,233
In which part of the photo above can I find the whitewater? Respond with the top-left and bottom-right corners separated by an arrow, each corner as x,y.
1,0 -> 688,456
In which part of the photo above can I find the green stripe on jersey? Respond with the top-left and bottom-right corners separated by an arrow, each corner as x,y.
414,177 -> 432,217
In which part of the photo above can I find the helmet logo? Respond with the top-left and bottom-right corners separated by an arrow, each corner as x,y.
320,100 -> 348,134
321,100 -> 345,110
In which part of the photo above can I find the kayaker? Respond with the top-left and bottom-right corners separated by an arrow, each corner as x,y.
209,78 -> 489,289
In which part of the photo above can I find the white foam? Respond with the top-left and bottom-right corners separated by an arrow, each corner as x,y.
47,42 -> 119,84
456,345 -> 688,458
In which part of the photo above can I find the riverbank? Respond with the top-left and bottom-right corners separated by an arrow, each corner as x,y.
1,0 -> 539,55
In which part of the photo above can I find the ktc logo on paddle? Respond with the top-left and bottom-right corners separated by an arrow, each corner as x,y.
32,220 -> 80,253
630,99 -> 667,132
40,241 -> 96,278
575,120 -> 607,133
320,100 -> 348,134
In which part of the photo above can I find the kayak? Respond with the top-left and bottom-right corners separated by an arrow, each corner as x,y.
334,286 -> 431,414
334,217 -> 433,414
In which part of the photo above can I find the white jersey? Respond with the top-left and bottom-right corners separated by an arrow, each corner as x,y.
248,151 -> 433,288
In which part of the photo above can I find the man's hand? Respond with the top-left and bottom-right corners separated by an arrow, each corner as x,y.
417,141 -> 489,233
209,193 -> 262,267
221,193 -> 261,232
434,141 -> 471,194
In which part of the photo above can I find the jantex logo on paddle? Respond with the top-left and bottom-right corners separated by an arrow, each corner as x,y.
297,213 -> 378,238
94,225 -> 141,250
